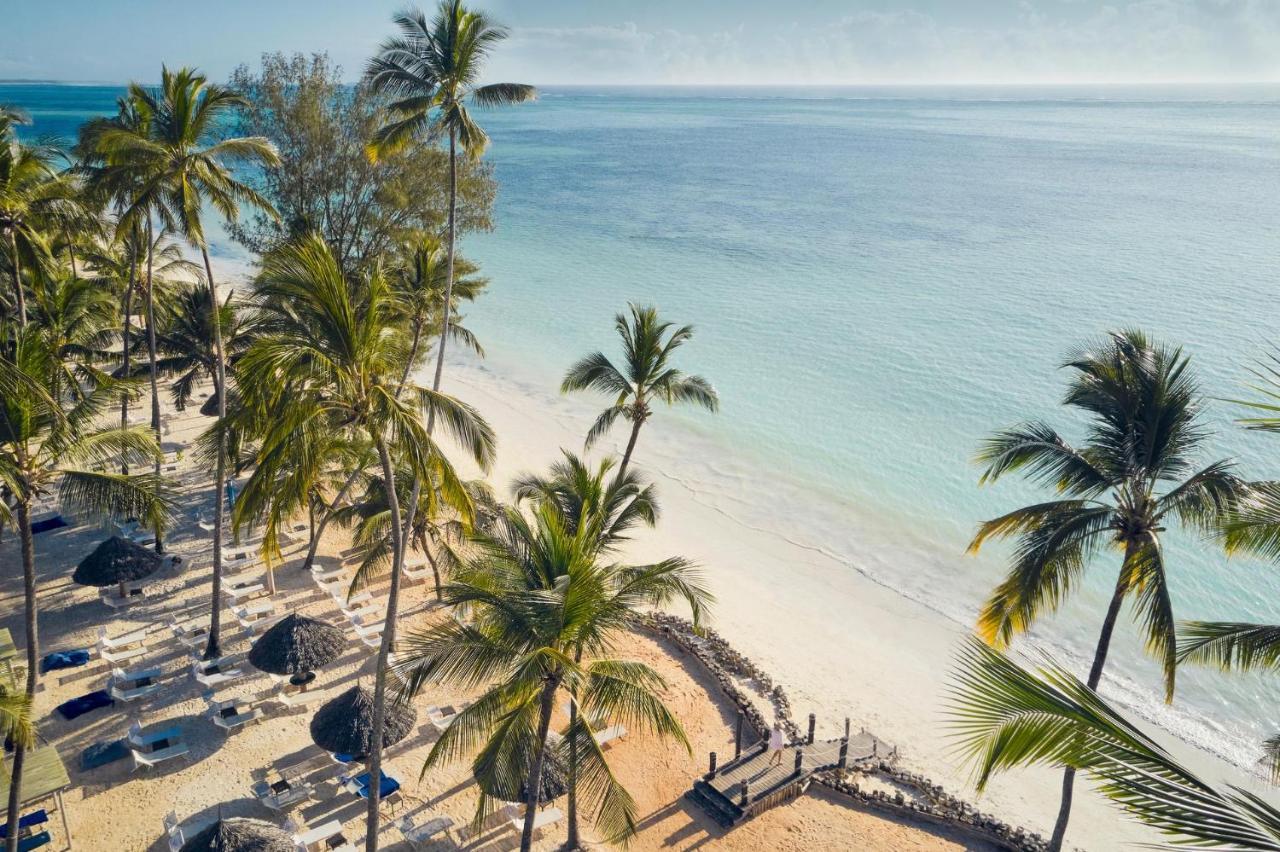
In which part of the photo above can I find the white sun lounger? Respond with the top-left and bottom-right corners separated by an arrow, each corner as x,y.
593,724 -> 628,747
108,666 -> 165,702
98,643 -> 148,665
208,698 -> 263,732
192,657 -> 243,689
399,814 -> 454,848
98,624 -> 149,650
101,585 -> 147,609
310,562 -> 345,584
169,616 -> 209,649
505,804 -> 563,838
401,557 -> 431,584
132,741 -> 190,771
233,600 -> 275,630
425,704 -> 462,732
224,581 -> 267,604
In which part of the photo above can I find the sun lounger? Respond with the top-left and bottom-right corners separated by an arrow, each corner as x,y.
169,616 -> 209,649
192,657 -> 244,689
272,688 -> 326,711
163,811 -> 185,852
399,814 -> 454,848
401,557 -> 431,583
101,585 -> 147,609
224,581 -> 266,604
425,704 -> 461,732
252,778 -> 313,811
505,803 -> 563,837
593,724 -> 628,747
131,740 -> 190,771
97,642 -> 148,665
310,563 -> 346,584
108,666 -> 164,702
350,616 -> 383,641
128,722 -> 180,749
281,521 -> 311,545
208,698 -> 263,732
14,832 -> 50,852
0,809 -> 47,840
292,819 -> 346,849
98,624 -> 149,650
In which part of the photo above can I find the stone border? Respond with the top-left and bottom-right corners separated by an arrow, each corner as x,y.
638,612 -> 1049,852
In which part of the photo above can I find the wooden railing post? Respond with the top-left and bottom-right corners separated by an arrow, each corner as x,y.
734,713 -> 743,760
740,781 -> 750,807
807,713 -> 815,745
793,749 -> 804,777
838,739 -> 849,769
707,751 -> 717,778
844,717 -> 851,740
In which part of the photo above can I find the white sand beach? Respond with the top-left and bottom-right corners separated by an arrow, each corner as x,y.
442,355 -> 1280,852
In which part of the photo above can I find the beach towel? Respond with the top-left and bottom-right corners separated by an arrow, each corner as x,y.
80,739 -> 129,770
0,809 -> 47,838
55,689 -> 113,720
40,648 -> 90,673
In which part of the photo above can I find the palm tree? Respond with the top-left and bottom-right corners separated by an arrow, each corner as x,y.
28,267 -> 117,401
154,284 -> 254,411
0,328 -> 170,850
366,0 -> 535,427
0,688 -> 33,752
1175,353 -> 1280,780
950,638 -> 1280,850
968,329 -> 1247,851
290,233 -> 486,575
0,111 -> 79,327
395,500 -> 708,850
562,304 -> 719,480
236,233 -> 494,849
93,65 -> 280,638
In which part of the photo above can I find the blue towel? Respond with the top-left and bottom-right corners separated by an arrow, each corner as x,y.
40,649 -> 90,673
30,516 -> 67,534
352,771 -> 399,799
0,809 -> 47,838
80,739 -> 129,770
55,689 -> 113,720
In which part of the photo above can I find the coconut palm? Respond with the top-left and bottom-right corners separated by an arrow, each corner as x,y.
0,328 -> 170,850
0,688 -> 33,752
236,233 -> 494,848
366,1 -> 535,425
0,114 -> 79,327
562,304 -> 719,480
950,637 -> 1280,850
92,65 -> 280,636
27,267 -> 117,402
154,284 -> 255,411
968,329 -> 1247,851
395,500 -> 708,850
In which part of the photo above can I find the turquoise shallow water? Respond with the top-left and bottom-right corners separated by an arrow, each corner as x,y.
8,82 -> 1280,771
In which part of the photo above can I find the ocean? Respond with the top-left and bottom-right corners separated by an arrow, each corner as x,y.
7,81 -> 1280,774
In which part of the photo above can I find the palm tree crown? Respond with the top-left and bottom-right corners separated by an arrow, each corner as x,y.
562,303 -> 719,479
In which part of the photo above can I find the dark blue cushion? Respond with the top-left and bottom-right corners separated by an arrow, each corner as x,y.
0,810 -> 47,838
55,690 -> 113,720
40,649 -> 90,673
17,831 -> 51,851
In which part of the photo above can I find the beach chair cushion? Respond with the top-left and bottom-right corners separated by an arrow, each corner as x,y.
40,648 -> 90,673
55,689 -> 114,720
80,739 -> 130,770
349,770 -> 399,799
15,832 -> 50,852
0,810 -> 47,838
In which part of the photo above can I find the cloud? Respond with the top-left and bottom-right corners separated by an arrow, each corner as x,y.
489,1 -> 1280,85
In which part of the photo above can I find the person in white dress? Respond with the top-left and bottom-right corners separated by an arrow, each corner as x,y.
767,721 -> 785,766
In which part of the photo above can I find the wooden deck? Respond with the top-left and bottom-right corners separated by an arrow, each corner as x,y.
687,730 -> 893,827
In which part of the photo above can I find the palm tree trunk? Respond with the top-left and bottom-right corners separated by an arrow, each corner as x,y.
365,434 -> 407,852
423,130 -> 457,436
615,416 -> 644,481
300,468 -> 363,571
425,545 -> 443,602
200,246 -> 227,661
566,647 -> 584,849
143,218 -> 164,553
520,679 -> 560,852
1047,553 -> 1132,851
5,498 -> 39,852
120,245 -> 137,474
396,316 -> 424,396
8,231 -> 25,328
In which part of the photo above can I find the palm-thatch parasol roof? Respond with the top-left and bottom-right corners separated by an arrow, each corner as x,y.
309,685 -> 416,758
476,735 -> 568,805
179,817 -> 295,852
73,536 -> 161,588
199,392 -> 220,417
248,614 -> 346,677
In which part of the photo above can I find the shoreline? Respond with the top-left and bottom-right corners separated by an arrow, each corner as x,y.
442,352 -> 1273,850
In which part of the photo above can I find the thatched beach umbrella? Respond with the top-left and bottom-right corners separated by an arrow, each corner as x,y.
309,685 -> 416,759
73,536 -> 162,597
477,735 -> 568,806
248,614 -> 346,682
179,817 -> 294,852
199,392 -> 220,418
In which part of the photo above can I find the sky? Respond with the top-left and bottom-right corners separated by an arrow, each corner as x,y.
2,0 -> 1278,86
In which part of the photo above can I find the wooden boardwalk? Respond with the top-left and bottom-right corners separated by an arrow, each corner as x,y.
687,730 -> 893,827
